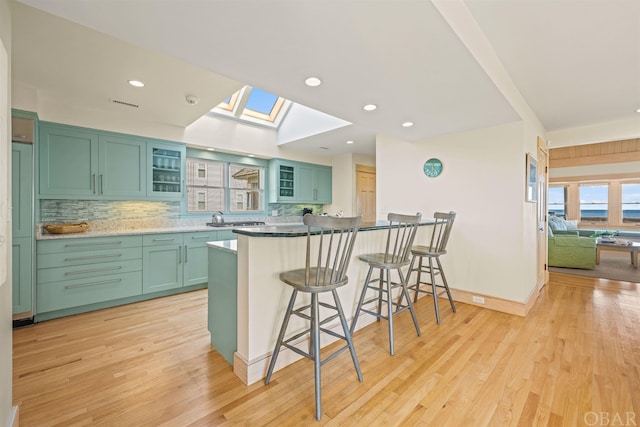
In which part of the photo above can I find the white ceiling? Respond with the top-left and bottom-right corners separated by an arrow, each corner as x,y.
11,0 -> 640,157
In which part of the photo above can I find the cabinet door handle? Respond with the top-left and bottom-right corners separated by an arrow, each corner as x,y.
184,245 -> 188,263
64,253 -> 122,262
64,240 -> 123,248
100,174 -> 104,195
152,237 -> 176,242
190,235 -> 209,239
313,188 -> 318,200
92,174 -> 96,194
65,278 -> 122,289
178,246 -> 182,264
65,266 -> 123,276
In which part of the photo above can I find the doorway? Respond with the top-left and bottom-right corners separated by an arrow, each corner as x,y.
355,164 -> 376,224
537,137 -> 549,290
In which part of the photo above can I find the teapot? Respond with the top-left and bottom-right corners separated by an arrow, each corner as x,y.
212,211 -> 224,224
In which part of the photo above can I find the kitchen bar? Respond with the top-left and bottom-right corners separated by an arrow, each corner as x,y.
207,219 -> 435,385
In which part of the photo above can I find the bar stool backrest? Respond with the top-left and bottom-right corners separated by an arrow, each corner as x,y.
303,214 -> 362,287
427,211 -> 456,254
384,212 -> 422,264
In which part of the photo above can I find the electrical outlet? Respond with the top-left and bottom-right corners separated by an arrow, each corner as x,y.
472,295 -> 485,304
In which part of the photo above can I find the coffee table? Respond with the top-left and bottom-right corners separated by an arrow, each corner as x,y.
596,241 -> 640,269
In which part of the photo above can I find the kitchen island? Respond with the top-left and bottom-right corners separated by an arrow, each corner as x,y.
207,219 -> 435,385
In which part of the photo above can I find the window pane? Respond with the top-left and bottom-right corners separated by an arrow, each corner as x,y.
186,158 -> 226,213
622,182 -> 640,224
229,164 -> 263,212
548,186 -> 566,216
245,88 -> 279,115
579,184 -> 608,222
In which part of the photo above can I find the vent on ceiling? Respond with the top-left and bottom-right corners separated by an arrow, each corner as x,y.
111,99 -> 140,108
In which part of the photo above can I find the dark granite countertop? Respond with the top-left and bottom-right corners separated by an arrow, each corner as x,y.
232,219 -> 435,237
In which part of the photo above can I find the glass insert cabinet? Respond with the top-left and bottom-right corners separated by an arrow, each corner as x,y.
150,145 -> 183,198
278,165 -> 294,198
148,144 -> 185,200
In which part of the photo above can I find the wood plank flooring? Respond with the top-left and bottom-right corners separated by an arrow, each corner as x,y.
13,272 -> 640,426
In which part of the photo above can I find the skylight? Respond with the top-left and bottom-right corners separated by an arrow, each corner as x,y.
211,85 -> 288,128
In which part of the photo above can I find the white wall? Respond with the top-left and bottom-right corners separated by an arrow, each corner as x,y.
0,0 -> 14,425
547,116 -> 640,148
11,85 -> 336,167
376,122 -> 538,302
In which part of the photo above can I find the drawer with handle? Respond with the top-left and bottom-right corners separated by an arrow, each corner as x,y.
37,247 -> 141,268
36,271 -> 143,313
37,235 -> 142,254
143,233 -> 183,247
37,259 -> 142,284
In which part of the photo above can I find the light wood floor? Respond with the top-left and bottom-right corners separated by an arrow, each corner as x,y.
13,272 -> 640,426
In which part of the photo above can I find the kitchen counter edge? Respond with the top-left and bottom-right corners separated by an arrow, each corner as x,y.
232,219 -> 436,238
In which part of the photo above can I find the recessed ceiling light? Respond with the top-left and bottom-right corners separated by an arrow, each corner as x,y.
346,140 -> 354,144
128,80 -> 144,87
363,104 -> 377,111
402,121 -> 414,127
305,77 -> 322,87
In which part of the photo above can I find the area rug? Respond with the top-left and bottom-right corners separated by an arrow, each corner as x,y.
549,250 -> 640,283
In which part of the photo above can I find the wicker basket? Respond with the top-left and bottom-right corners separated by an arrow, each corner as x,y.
43,222 -> 90,234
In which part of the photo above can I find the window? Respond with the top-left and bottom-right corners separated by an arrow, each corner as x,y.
186,158 -> 264,214
228,164 -> 263,213
622,182 -> 640,224
548,186 -> 567,216
211,85 -> 289,128
579,184 -> 608,223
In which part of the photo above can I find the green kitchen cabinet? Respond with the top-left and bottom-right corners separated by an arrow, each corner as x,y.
12,142 -> 34,238
142,230 -> 218,293
142,233 -> 184,293
268,159 -> 297,203
12,237 -> 33,315
297,163 -> 332,204
208,243 -> 238,365
183,231 -> 220,287
39,124 -> 146,199
268,159 -> 332,204
98,134 -> 146,198
12,142 -> 34,316
36,236 -> 143,316
147,142 -> 185,200
39,125 -> 98,197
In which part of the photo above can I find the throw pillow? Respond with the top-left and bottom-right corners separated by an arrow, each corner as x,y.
564,219 -> 578,230
553,219 -> 567,231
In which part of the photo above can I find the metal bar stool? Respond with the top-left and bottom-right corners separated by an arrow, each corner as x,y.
264,214 -> 362,421
350,212 -> 422,355
407,211 -> 456,324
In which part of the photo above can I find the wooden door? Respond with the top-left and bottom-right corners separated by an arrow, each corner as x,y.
537,137 -> 549,289
356,164 -> 376,224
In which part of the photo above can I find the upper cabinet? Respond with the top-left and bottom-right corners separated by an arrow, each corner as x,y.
99,134 -> 146,198
39,125 -> 99,198
268,159 -> 332,204
39,123 -> 184,201
147,142 -> 185,201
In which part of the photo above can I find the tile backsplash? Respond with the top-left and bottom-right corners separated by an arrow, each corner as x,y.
40,200 -> 181,223
39,200 -> 324,224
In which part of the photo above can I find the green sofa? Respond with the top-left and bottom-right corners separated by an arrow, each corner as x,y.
548,229 -> 596,269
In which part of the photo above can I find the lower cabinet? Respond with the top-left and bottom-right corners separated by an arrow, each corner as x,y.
35,229 -> 237,319
12,237 -> 33,315
36,236 -> 143,314
142,231 -> 220,293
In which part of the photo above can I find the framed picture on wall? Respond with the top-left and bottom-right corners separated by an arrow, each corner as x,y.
526,152 -> 537,203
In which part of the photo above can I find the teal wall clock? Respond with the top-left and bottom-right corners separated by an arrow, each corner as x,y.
423,158 -> 443,177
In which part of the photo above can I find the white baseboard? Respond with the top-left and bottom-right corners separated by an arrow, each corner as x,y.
8,405 -> 19,427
